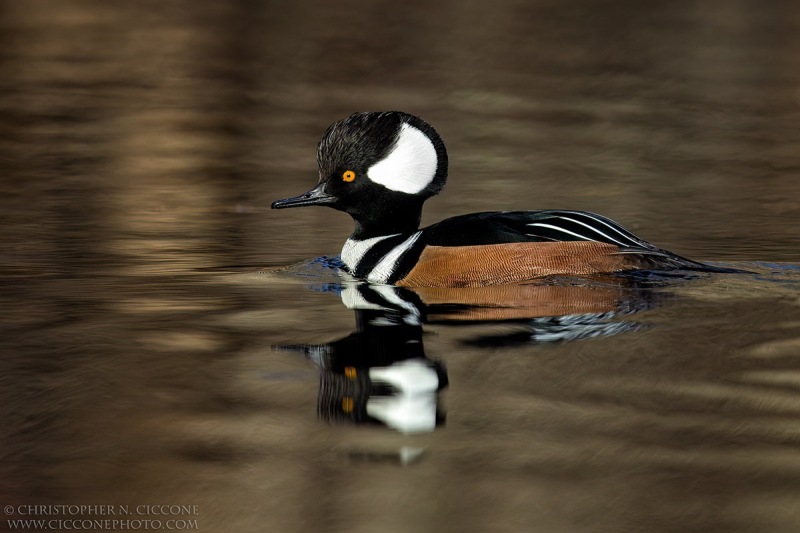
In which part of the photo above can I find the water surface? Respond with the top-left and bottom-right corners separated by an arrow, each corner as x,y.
2,2 -> 800,532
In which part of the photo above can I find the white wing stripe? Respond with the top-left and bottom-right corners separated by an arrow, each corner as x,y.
527,223 -> 598,241
551,216 -> 629,246
566,212 -> 642,243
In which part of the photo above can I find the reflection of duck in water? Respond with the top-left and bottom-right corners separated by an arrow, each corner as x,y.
276,272 -> 663,433
278,283 -> 447,434
343,276 -> 657,344
273,111 -> 741,288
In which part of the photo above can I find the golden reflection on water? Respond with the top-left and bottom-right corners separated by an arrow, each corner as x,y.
2,1 -> 800,532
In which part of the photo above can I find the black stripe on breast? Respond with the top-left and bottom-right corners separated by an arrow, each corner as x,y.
351,234 -> 411,279
383,236 -> 429,284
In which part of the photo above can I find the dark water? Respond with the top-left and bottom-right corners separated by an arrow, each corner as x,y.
2,2 -> 800,532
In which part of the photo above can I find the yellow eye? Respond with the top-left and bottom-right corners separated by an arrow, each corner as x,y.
342,170 -> 356,182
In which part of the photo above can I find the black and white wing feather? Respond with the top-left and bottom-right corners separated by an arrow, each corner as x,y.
520,210 -> 659,250
422,210 -> 723,271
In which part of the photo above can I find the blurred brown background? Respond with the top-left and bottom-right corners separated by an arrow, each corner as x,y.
1,0 -> 798,276
1,2 -> 800,533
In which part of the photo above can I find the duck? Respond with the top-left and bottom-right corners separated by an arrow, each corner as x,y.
272,111 -> 734,288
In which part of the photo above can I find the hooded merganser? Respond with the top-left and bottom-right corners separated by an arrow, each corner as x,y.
272,111 -> 728,288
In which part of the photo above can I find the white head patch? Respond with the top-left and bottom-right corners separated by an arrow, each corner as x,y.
366,123 -> 438,194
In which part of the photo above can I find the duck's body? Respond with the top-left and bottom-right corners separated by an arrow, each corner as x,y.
272,111 -> 729,287
339,210 -> 712,287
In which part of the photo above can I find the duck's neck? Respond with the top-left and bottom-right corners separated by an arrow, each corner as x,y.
348,201 -> 424,240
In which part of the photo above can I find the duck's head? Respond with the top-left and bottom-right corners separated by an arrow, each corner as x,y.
272,111 -> 448,237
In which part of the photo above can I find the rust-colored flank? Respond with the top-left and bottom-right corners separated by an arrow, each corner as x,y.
396,241 -> 641,288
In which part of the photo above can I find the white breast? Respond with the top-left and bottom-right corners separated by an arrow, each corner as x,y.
341,234 -> 399,271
